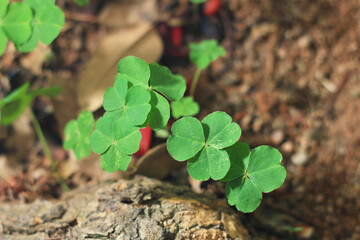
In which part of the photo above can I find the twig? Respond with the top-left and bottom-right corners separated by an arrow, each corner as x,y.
326,71 -> 351,116
30,109 -> 70,191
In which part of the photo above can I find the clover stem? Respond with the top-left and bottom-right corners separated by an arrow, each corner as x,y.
190,67 -> 202,97
30,108 -> 70,191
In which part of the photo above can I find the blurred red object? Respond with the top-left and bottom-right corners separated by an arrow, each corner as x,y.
135,126 -> 152,156
204,0 -> 221,16
171,27 -> 183,48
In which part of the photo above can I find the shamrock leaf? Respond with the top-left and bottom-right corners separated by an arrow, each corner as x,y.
171,96 -> 200,119
189,39 -> 226,70
103,76 -> 151,126
114,56 -> 186,130
63,110 -> 94,160
90,116 -> 142,172
17,0 -> 64,52
149,63 -> 186,101
0,83 -> 62,126
0,1 -> 33,55
146,91 -> 170,130
223,143 -> 286,213
167,111 -> 241,180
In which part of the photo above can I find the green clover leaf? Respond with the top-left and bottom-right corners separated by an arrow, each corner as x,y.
189,40 -> 226,70
223,143 -> 286,213
113,56 -> 186,130
63,110 -> 94,160
17,0 -> 64,52
167,111 -> 241,180
0,1 -> 33,55
149,63 -> 186,101
90,116 -> 142,172
103,76 -> 151,126
171,96 -> 200,119
0,83 -> 62,126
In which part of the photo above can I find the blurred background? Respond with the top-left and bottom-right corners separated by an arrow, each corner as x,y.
0,0 -> 359,239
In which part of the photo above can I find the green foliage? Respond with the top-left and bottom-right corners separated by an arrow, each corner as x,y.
104,56 -> 186,130
189,39 -> 226,70
73,0 -> 89,7
167,111 -> 241,180
0,1 -> 33,55
189,0 -> 207,3
0,0 -> 64,55
85,56 -> 186,172
90,116 -> 141,172
17,0 -> 64,52
223,143 -> 286,213
63,55 -> 286,214
63,110 -> 94,160
171,96 -> 199,119
0,83 -> 62,126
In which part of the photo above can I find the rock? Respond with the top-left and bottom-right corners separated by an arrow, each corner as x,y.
0,176 -> 249,240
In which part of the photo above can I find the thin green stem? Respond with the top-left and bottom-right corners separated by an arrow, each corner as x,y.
30,108 -> 70,191
190,67 -> 202,97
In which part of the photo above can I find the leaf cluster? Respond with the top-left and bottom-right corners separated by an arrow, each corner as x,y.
0,82 -> 62,125
189,39 -> 226,70
63,110 -> 94,160
0,0 -> 64,56
167,111 -> 286,213
89,56 -> 187,172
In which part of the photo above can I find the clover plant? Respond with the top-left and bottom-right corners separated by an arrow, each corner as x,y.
189,39 -> 226,96
171,96 -> 199,119
64,55 -> 286,213
63,110 -> 94,160
0,0 -> 64,55
0,83 -> 69,190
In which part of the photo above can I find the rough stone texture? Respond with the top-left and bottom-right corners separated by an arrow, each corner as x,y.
0,176 -> 249,239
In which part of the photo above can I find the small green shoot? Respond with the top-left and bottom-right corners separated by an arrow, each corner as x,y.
189,0 -> 207,3
63,110 -> 94,160
73,0 -> 89,7
0,83 -> 62,126
223,143 -> 286,213
167,111 -> 241,180
189,39 -> 226,96
0,83 -> 68,190
171,96 -> 200,119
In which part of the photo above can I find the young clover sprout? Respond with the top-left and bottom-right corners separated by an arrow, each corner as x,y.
189,0 -> 207,3
189,39 -> 226,96
0,83 -> 68,190
0,0 -> 64,55
63,110 -> 94,160
73,0 -> 89,7
171,96 -> 200,119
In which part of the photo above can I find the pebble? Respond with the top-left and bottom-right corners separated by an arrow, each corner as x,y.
281,141 -> 294,153
291,151 -> 308,165
271,130 -> 284,145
